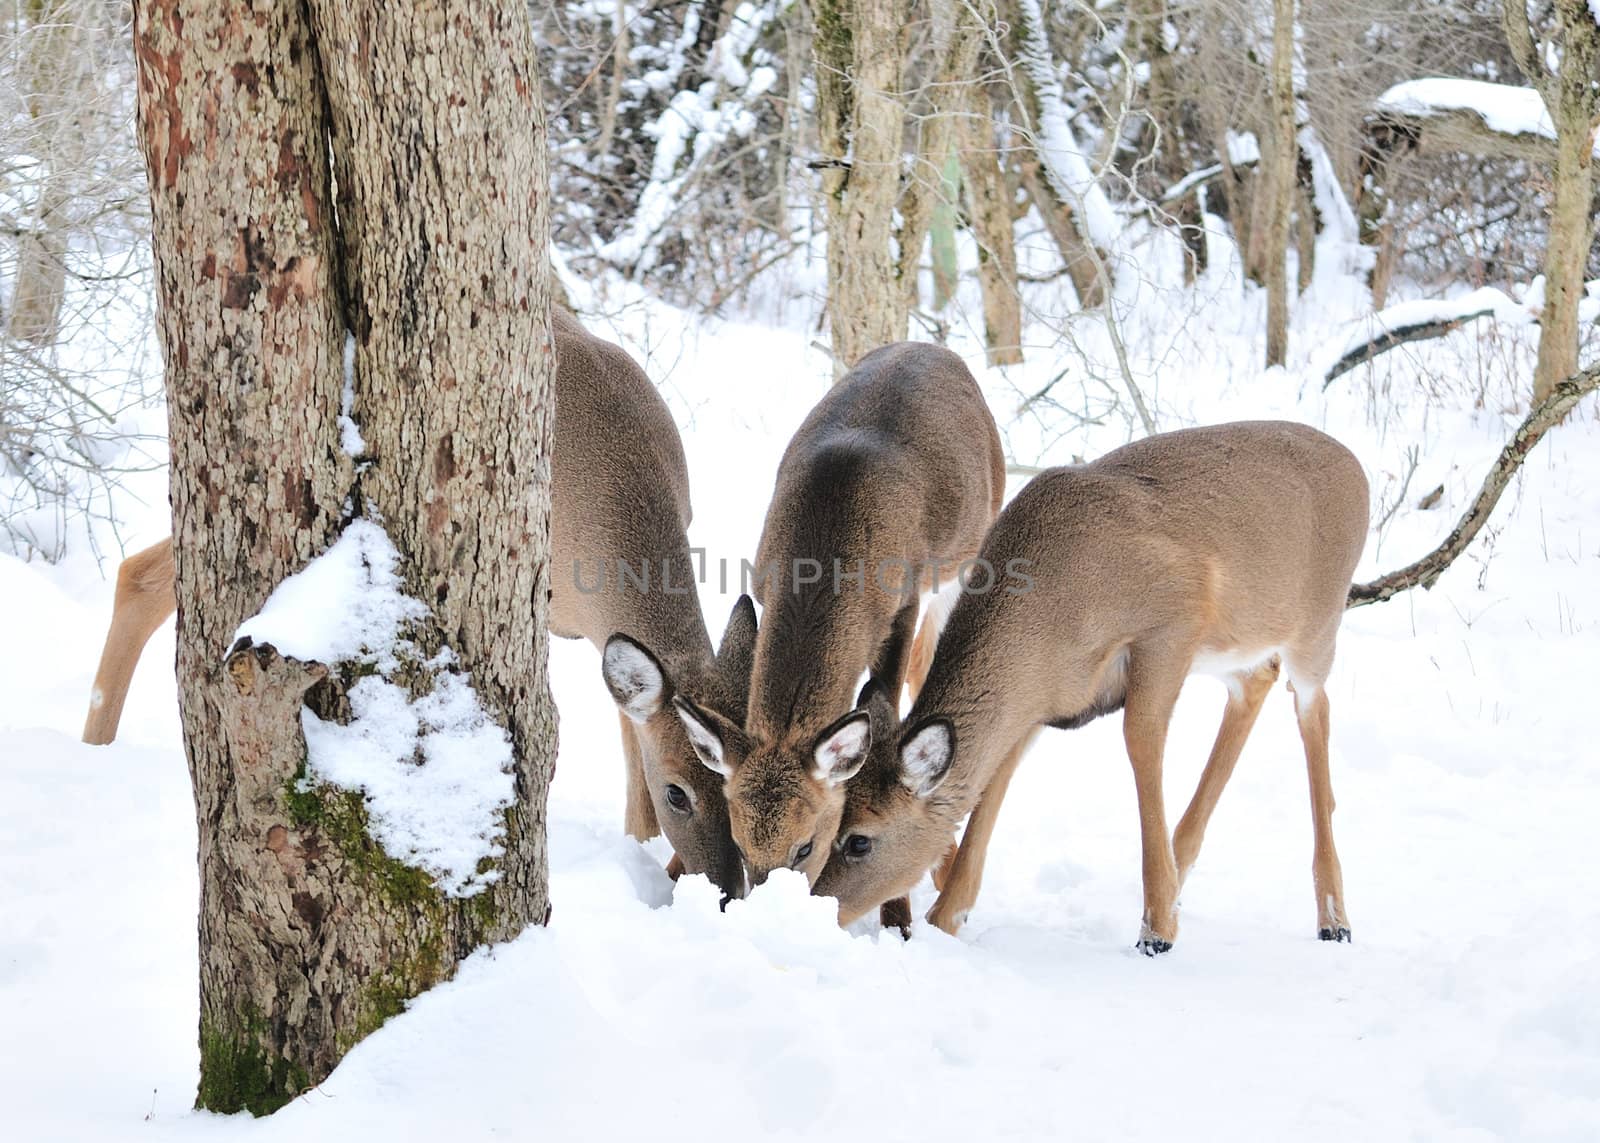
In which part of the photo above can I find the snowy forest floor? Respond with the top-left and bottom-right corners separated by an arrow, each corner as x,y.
3,236 -> 1598,1141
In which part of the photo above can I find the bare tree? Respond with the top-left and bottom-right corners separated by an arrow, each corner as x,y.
811,0 -> 911,369
134,0 -> 555,1114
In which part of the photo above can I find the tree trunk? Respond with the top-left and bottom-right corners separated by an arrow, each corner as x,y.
1263,0 -> 1295,368
1532,3 -> 1599,404
962,113 -> 1024,365
8,0 -> 82,345
134,0 -> 555,1115
810,0 -> 909,371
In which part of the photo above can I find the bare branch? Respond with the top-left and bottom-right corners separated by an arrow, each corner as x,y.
1347,362 -> 1600,608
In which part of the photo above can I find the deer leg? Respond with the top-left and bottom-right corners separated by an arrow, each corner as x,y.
929,838 -> 959,892
83,539 -> 175,746
869,599 -> 920,706
1172,656 -> 1280,886
1292,683 -> 1350,942
1123,650 -> 1188,954
619,711 -> 660,842
926,729 -> 1036,935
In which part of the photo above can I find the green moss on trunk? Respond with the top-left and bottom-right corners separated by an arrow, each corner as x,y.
198,1012 -> 310,1116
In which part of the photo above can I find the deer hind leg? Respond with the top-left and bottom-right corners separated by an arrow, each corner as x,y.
1171,656 -> 1281,887
905,582 -> 961,704
1291,680 -> 1350,942
618,711 -> 660,842
1123,648 -> 1190,954
926,728 -> 1038,935
82,539 -> 176,745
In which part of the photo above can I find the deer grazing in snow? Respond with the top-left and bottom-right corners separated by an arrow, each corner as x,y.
628,342 -> 1004,920
81,308 -> 756,896
812,421 -> 1370,952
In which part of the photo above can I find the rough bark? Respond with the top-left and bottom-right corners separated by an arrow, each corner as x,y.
8,0 -> 80,344
1018,156 -> 1105,309
810,0 -> 909,372
1263,0 -> 1295,368
1348,362 -> 1600,607
962,113 -> 1024,365
134,0 -> 555,1115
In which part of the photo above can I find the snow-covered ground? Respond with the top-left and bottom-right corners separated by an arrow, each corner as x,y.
3,239 -> 1598,1141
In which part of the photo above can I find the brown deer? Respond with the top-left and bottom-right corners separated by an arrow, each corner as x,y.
663,342 -> 1004,914
812,420 -> 1370,952
80,308 -> 756,895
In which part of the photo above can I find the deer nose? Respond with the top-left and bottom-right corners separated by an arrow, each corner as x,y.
718,853 -> 750,910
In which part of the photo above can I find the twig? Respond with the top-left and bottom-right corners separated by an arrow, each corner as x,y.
1348,363 -> 1600,608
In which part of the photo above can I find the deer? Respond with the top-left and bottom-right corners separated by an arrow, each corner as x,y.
811,420 -> 1370,953
80,307 -> 756,897
650,341 -> 1004,922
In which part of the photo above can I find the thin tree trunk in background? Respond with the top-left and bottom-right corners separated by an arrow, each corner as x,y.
963,113 -> 1024,365
9,0 -> 80,345
1531,3 -> 1599,404
810,0 -> 908,372
1263,0 -> 1295,368
134,0 -> 556,1114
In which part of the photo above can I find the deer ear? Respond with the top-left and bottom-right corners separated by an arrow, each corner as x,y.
811,709 -> 872,787
899,718 -> 954,798
715,594 -> 757,713
673,695 -> 732,777
602,634 -> 671,724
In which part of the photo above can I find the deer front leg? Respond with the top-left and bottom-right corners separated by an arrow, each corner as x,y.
619,711 -> 660,841
869,599 -> 920,706
926,730 -> 1035,935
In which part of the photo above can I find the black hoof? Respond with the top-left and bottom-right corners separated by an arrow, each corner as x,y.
1137,938 -> 1173,956
1318,926 -> 1351,943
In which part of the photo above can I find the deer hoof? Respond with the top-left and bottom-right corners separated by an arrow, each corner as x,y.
1136,937 -> 1173,956
1317,926 -> 1352,943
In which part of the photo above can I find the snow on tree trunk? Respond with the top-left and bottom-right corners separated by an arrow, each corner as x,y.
1010,0 -> 1119,303
811,0 -> 909,371
133,0 -> 556,1115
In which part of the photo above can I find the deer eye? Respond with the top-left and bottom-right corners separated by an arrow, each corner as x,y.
793,840 -> 813,866
845,834 -> 872,858
664,784 -> 691,812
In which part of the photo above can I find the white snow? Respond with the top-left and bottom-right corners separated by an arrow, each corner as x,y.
300,666 -> 514,897
338,330 -> 365,457
232,519 -> 514,897
232,519 -> 424,667
4,175 -> 1600,1141
1377,77 -> 1600,158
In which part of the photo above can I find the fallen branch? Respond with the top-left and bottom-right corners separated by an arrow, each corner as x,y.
1324,307 -> 1499,386
1347,363 -> 1600,608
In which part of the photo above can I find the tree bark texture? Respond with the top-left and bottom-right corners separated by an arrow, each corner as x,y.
1263,0 -> 1295,368
810,0 -> 909,372
1531,3 -> 1599,403
133,0 -> 555,1115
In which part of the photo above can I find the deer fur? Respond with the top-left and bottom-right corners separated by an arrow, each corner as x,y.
671,342 -> 1004,903
82,308 -> 755,895
812,421 -> 1370,952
